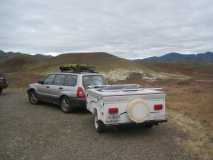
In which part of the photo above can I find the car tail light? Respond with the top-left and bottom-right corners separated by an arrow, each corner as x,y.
108,107 -> 119,114
154,104 -> 163,110
77,87 -> 86,98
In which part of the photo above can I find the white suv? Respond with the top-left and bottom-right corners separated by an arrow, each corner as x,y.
27,72 -> 105,113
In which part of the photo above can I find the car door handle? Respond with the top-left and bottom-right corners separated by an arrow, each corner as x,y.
59,87 -> 63,90
46,86 -> 50,88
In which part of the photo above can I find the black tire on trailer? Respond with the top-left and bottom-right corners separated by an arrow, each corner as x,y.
144,123 -> 154,129
94,110 -> 105,133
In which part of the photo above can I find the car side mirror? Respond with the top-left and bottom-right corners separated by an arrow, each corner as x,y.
38,80 -> 44,84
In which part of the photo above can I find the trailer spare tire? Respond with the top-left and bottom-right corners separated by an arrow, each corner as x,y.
127,98 -> 150,123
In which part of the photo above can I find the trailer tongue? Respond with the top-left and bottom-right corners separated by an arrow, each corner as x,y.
86,84 -> 167,133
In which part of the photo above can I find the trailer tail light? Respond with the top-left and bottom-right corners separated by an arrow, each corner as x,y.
108,107 -> 119,114
154,104 -> 163,110
77,87 -> 86,98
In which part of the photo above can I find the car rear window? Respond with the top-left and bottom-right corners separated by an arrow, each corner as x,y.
83,75 -> 105,88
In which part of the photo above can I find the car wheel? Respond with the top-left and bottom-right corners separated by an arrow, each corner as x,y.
60,96 -> 73,113
28,90 -> 39,105
0,89 -> 2,95
94,111 -> 105,133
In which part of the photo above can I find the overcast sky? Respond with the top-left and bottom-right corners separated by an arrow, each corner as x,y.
1,0 -> 213,59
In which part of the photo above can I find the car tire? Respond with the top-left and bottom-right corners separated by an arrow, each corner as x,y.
28,90 -> 39,105
60,96 -> 74,113
0,89 -> 2,95
94,111 -> 105,133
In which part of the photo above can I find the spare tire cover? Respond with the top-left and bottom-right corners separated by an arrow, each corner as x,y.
127,98 -> 149,123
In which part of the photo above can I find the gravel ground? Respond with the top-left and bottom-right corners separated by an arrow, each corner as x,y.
0,91 -> 192,160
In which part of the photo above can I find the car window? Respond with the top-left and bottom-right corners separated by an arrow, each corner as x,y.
54,74 -> 65,86
83,75 -> 105,88
44,74 -> 55,85
64,75 -> 77,86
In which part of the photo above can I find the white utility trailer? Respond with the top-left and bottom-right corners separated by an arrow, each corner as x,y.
87,84 -> 167,133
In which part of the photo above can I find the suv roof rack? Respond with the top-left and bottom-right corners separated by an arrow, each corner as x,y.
59,64 -> 97,73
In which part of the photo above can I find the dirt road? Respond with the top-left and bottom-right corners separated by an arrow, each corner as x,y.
0,91 -> 191,160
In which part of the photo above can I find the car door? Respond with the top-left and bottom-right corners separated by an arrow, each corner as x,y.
62,74 -> 78,97
36,74 -> 56,99
51,74 -> 77,98
51,74 -> 66,99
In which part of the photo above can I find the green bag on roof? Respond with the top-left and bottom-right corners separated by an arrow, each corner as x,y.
59,64 -> 96,73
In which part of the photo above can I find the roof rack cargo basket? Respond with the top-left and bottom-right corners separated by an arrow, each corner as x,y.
59,64 -> 97,73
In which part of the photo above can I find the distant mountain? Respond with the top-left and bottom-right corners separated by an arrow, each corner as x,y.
0,50 -> 52,72
0,50 -> 21,60
143,52 -> 213,63
1,50 -> 213,88
0,50 -> 131,73
0,50 -> 52,61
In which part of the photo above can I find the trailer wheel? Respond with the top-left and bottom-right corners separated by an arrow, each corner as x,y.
94,111 -> 105,133
144,123 -> 153,129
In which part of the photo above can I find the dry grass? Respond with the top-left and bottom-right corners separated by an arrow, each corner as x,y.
165,80 -> 213,160
169,109 -> 213,160
6,72 -> 42,88
142,61 -> 213,79
166,80 -> 213,129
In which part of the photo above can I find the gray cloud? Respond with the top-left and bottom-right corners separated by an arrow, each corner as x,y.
1,0 -> 213,59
